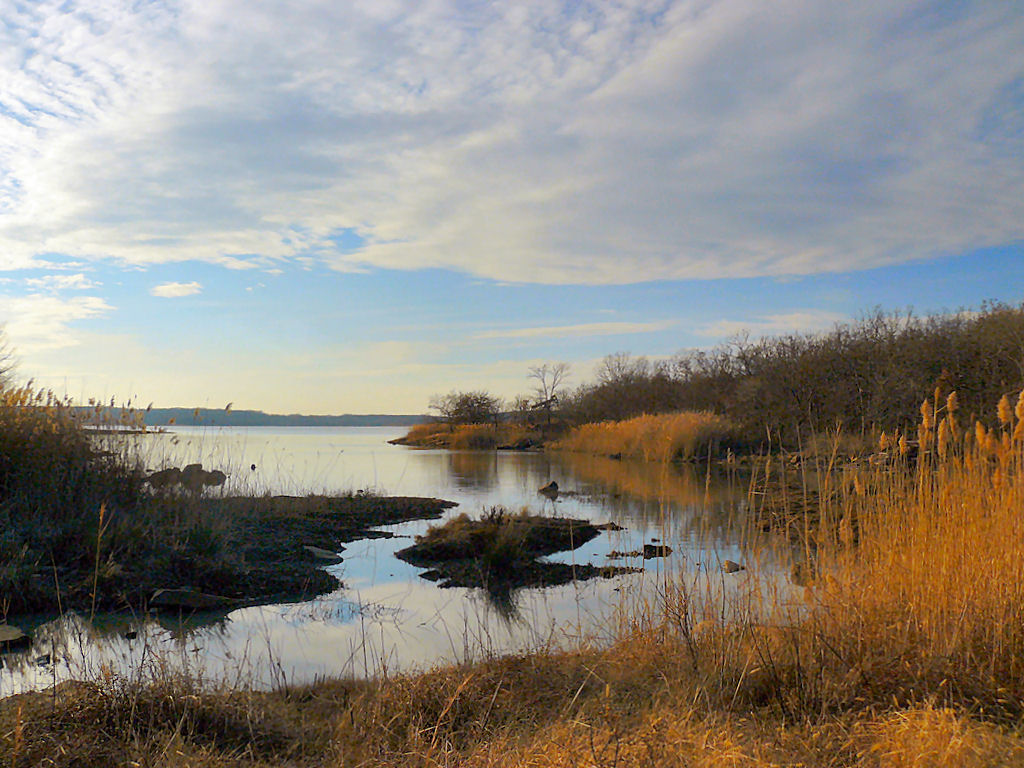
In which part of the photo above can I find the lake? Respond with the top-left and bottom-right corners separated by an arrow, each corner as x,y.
0,426 -> 779,695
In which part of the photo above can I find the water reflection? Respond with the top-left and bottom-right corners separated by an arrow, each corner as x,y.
445,451 -> 500,490
1,428 -> 776,696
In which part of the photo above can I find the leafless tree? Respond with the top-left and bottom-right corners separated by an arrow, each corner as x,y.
0,327 -> 17,390
528,362 -> 570,404
528,362 -> 570,426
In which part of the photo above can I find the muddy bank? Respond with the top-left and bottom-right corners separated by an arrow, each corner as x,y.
9,494 -> 456,618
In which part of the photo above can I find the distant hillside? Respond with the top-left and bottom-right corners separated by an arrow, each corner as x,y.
76,407 -> 428,428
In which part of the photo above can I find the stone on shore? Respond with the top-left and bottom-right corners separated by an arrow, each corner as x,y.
0,624 -> 30,651
303,545 -> 344,564
149,588 -> 237,611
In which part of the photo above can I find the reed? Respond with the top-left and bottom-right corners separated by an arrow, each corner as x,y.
796,392 -> 1024,709
551,410 -> 739,462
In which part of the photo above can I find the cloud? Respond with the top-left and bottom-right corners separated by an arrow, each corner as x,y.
151,281 -> 202,298
696,310 -> 848,339
0,293 -> 113,352
476,320 -> 675,340
0,2 -> 1022,284
24,273 -> 97,291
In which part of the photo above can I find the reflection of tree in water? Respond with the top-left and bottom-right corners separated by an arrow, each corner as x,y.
446,450 -> 499,490
557,453 -> 751,545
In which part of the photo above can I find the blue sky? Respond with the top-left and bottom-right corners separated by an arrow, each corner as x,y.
0,1 -> 1022,413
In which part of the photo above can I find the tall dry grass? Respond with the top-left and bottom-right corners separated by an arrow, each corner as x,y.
794,389 -> 1024,709
552,411 -> 739,462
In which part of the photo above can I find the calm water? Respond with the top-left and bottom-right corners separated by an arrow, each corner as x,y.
1,426 -> 779,695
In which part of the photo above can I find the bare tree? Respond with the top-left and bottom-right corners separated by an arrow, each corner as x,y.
528,362 -> 570,426
0,327 -> 17,390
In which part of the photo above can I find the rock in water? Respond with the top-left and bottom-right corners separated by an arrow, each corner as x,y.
642,544 -> 673,559
145,466 -> 181,489
180,463 -> 207,494
0,624 -> 30,651
539,481 -> 559,497
204,469 -> 227,488
303,545 -> 344,564
149,588 -> 235,610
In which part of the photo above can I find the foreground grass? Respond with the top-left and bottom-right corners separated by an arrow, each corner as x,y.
6,391 -> 1024,765
552,410 -> 742,462
4,632 -> 1023,766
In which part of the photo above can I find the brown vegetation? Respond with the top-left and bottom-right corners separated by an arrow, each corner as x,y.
562,303 -> 1024,446
551,410 -> 741,462
390,422 -> 543,450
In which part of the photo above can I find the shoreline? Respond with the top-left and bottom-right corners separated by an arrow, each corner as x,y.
3,494 -> 456,623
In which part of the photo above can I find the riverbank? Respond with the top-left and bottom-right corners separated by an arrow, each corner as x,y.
3,493 -> 456,618
389,422 -> 545,450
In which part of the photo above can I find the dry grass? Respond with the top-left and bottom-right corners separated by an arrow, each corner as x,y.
395,422 -> 541,450
552,410 -> 740,462
7,392 -> 1024,765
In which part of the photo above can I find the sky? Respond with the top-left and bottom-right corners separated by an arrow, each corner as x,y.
0,0 -> 1022,414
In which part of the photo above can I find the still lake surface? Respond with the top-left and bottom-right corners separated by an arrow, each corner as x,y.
1,426 -> 778,695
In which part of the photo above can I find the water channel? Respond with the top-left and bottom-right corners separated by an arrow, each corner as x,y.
1,426 -> 784,695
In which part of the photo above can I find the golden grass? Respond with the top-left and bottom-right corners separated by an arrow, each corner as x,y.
552,411 -> 740,462
396,422 -> 541,450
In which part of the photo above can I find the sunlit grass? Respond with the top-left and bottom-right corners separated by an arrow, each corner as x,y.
396,421 -> 541,449
552,410 -> 740,462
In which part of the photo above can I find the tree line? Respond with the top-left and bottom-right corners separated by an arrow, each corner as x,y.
431,302 -> 1024,446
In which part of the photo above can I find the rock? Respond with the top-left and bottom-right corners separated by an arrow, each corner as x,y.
204,469 -> 227,488
0,624 -> 30,651
721,559 -> 746,573
181,463 -> 208,494
180,464 -> 228,493
303,545 -> 343,564
149,588 -> 236,611
642,544 -> 672,559
145,466 -> 181,489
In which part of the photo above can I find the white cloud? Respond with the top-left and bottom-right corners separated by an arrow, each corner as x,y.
0,1 -> 1021,284
24,273 -> 97,291
697,310 -> 848,339
151,281 -> 202,298
0,293 -> 113,352
476,320 -> 675,340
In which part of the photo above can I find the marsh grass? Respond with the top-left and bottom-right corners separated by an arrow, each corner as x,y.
394,422 -> 542,450
0,385 -> 269,614
552,410 -> 741,462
